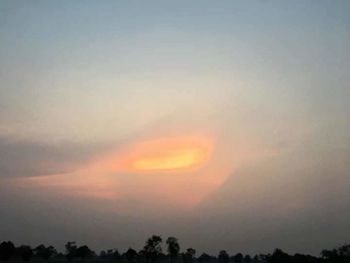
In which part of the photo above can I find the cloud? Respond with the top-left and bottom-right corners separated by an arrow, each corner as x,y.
191,141 -> 350,254
0,136 -> 108,178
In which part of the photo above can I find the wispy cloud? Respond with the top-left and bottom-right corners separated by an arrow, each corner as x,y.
0,136 -> 109,178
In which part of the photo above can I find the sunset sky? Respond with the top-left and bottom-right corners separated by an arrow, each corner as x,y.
1,0 -> 350,256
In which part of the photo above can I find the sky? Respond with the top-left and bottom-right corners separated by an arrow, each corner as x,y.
1,0 -> 350,256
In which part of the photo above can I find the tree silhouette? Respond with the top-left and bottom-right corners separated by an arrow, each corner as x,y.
17,245 -> 33,262
267,249 -> 291,263
338,244 -> 350,257
243,255 -> 251,263
293,253 -> 319,263
125,248 -> 138,262
218,250 -> 229,263
0,239 -> 349,263
34,245 -> 57,261
321,249 -> 338,261
233,253 -> 243,263
0,242 -> 15,261
198,253 -> 212,263
321,244 -> 350,263
75,245 -> 94,260
65,242 -> 77,261
100,249 -> 120,260
143,235 -> 162,263
183,248 -> 196,263
166,237 -> 180,263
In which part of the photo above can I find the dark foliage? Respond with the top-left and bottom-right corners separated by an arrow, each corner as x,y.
0,237 -> 349,263
183,248 -> 196,263
0,242 -> 16,261
100,249 -> 121,260
124,248 -> 138,262
321,244 -> 350,263
143,235 -> 163,263
16,246 -> 33,262
65,242 -> 94,261
232,253 -> 243,263
166,237 -> 180,263
218,250 -> 229,263
34,245 -> 57,260
198,253 -> 215,263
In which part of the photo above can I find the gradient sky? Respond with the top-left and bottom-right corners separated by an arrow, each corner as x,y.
1,0 -> 350,256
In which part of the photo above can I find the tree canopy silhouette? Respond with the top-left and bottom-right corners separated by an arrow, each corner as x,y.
143,235 -> 162,263
166,237 -> 180,263
0,241 -> 15,261
233,253 -> 243,263
0,237 -> 349,263
218,250 -> 229,263
17,246 -> 33,262
34,245 -> 57,261
183,248 -> 196,263
125,248 -> 138,262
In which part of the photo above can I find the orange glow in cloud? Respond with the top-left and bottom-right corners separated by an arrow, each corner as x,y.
122,136 -> 212,172
19,135 -> 218,211
131,147 -> 204,171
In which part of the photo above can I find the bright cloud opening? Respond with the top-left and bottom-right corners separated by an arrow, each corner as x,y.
122,136 -> 213,172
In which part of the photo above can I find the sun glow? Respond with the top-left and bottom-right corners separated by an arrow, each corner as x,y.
123,136 -> 212,172
131,147 -> 204,170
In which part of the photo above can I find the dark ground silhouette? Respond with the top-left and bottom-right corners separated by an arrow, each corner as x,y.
0,236 -> 349,263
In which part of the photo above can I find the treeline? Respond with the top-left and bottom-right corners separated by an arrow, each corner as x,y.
0,236 -> 349,263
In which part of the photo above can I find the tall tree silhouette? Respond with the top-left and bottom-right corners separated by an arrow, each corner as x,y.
166,237 -> 180,263
143,236 -> 162,263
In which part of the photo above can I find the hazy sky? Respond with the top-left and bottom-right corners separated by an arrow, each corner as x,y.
1,0 -> 350,256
